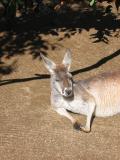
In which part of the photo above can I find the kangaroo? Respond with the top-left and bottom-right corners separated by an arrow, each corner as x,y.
41,49 -> 120,133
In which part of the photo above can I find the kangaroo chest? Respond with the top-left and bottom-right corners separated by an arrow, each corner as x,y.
51,93 -> 89,115
65,99 -> 89,115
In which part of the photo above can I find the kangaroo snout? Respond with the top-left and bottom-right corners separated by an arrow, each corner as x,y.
63,88 -> 73,97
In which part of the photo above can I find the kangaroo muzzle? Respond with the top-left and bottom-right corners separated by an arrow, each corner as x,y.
62,88 -> 73,97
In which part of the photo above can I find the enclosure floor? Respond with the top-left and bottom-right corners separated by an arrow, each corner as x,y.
0,5 -> 120,160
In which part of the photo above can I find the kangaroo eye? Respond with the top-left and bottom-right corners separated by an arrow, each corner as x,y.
56,79 -> 60,82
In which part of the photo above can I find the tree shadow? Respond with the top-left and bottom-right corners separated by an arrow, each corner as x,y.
0,3 -> 120,60
1,49 -> 120,86
72,48 -> 120,75
57,9 -> 120,44
0,58 -> 17,75
0,74 -> 50,86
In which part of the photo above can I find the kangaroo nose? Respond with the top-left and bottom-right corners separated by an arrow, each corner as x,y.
65,89 -> 72,96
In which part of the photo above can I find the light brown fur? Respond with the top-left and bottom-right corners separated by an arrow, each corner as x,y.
41,50 -> 120,133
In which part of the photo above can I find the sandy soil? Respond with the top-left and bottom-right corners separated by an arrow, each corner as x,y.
0,3 -> 120,160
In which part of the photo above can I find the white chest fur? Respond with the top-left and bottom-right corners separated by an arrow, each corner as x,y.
51,92 -> 89,116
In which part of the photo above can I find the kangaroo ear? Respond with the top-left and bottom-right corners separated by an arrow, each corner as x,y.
40,53 -> 56,74
62,49 -> 72,71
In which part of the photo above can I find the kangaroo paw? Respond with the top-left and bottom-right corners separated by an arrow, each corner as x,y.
73,121 -> 81,130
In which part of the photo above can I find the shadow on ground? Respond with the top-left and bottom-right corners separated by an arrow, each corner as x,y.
0,58 -> 17,75
0,48 -> 120,86
0,4 -> 120,59
72,48 -> 120,75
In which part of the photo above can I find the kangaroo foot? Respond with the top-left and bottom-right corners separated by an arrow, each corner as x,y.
80,126 -> 91,133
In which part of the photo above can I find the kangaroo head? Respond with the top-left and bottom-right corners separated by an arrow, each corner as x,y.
41,49 -> 74,98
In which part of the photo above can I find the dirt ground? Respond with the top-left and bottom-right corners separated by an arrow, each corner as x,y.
0,2 -> 120,160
